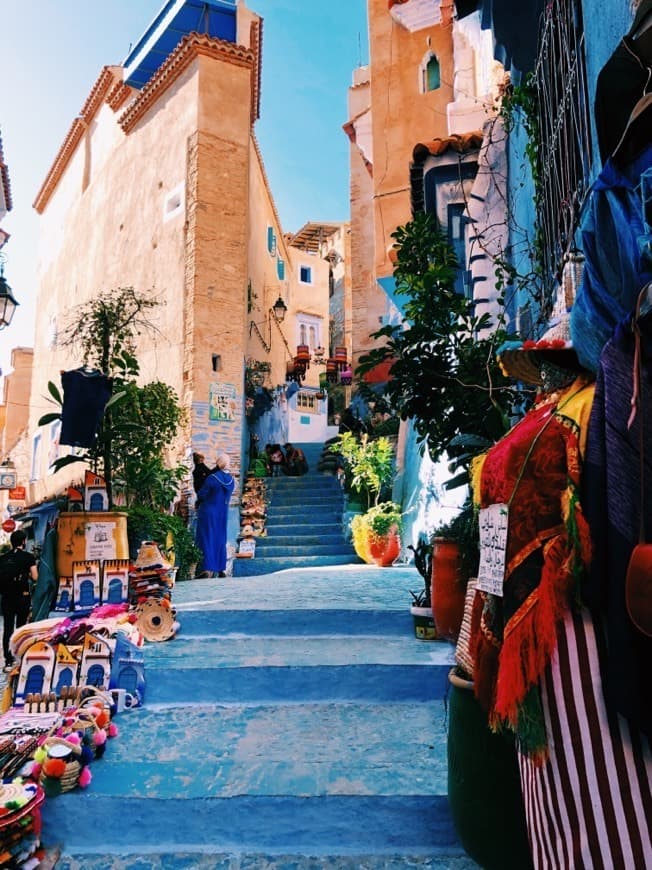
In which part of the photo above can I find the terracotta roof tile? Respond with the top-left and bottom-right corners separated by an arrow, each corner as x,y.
412,132 -> 483,162
0,131 -> 12,212
250,18 -> 263,124
119,33 -> 255,134
106,80 -> 134,112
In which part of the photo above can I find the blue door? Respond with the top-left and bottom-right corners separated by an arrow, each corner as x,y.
107,577 -> 123,603
87,664 -> 105,688
118,665 -> 138,694
89,493 -> 104,511
55,666 -> 74,695
25,665 -> 45,696
79,579 -> 95,606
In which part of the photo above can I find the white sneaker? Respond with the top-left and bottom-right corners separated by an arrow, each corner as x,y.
3,663 -> 14,673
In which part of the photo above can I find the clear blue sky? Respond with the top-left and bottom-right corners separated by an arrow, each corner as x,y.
1,0 -> 368,379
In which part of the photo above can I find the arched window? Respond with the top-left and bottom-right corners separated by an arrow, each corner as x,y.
421,53 -> 440,93
300,324 -> 307,345
309,326 -> 316,350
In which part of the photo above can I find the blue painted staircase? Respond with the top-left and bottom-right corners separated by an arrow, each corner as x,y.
40,567 -> 477,868
233,443 -> 360,577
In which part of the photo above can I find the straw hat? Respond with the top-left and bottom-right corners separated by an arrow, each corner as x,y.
134,541 -> 171,570
498,314 -> 579,386
135,599 -> 177,642
498,260 -> 584,386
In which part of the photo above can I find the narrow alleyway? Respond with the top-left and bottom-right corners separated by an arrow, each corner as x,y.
234,443 -> 359,577
39,566 -> 478,868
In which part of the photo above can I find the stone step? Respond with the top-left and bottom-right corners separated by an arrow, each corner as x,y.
266,478 -> 341,491
45,701 -> 452,798
145,632 -> 455,670
247,544 -> 356,557
44,795 -> 471,867
264,511 -> 343,525
268,493 -> 344,512
257,523 -> 344,536
145,662 -> 449,704
253,533 -> 348,547
174,609 -> 417,637
232,554 -> 360,576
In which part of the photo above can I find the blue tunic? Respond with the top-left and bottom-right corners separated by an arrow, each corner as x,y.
196,470 -> 235,572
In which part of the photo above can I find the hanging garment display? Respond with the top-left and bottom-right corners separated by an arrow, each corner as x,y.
59,368 -> 112,448
470,375 -> 595,757
582,308 -> 652,736
570,140 -> 652,373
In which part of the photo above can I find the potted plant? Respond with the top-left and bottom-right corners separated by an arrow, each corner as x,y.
329,432 -> 394,510
351,501 -> 402,567
407,537 -> 437,640
430,500 -> 479,642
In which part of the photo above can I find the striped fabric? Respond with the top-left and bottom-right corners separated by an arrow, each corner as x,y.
518,609 -> 652,869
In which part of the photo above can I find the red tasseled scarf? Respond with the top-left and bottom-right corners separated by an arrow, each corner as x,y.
494,535 -> 572,726
470,383 -> 594,746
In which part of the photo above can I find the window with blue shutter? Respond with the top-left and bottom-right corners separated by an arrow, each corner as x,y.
277,258 -> 285,280
300,265 -> 312,284
267,226 -> 277,255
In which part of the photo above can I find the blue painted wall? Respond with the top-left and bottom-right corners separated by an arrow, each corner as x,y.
505,1 -> 638,333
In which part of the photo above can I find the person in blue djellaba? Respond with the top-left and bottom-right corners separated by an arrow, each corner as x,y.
195,452 -> 235,579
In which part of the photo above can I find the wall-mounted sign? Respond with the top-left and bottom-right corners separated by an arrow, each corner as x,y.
2,519 -> 17,533
8,487 -> 25,501
209,382 -> 236,423
0,469 -> 17,490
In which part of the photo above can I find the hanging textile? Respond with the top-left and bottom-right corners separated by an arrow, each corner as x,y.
570,144 -> 652,373
470,377 -> 595,758
582,315 -> 652,736
59,369 -> 112,448
518,608 -> 652,870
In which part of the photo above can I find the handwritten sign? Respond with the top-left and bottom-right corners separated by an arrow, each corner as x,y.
85,522 -> 117,561
477,503 -> 509,597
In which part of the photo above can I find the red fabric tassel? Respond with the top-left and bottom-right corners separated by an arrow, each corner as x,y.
494,535 -> 572,726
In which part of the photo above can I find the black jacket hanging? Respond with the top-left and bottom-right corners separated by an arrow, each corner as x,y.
59,368 -> 113,448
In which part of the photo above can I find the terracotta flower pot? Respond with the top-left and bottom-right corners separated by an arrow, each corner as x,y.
368,527 -> 401,567
430,537 -> 466,641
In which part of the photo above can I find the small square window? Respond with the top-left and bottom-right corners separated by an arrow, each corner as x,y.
300,266 -> 312,284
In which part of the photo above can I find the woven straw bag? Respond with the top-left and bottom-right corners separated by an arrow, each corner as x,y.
39,736 -> 82,793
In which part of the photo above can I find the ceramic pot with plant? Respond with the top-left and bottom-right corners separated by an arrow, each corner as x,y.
408,537 -> 437,639
430,502 -> 479,641
366,502 -> 402,567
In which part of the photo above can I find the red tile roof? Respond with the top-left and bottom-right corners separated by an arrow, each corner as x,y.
0,131 -> 12,212
412,132 -> 483,162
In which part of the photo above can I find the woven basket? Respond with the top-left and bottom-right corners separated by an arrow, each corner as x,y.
40,736 -> 82,793
454,579 -> 478,679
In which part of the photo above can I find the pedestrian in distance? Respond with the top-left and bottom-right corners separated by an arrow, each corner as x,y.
0,530 -> 38,671
283,443 -> 308,476
192,451 -> 212,496
266,443 -> 286,477
195,452 -> 235,578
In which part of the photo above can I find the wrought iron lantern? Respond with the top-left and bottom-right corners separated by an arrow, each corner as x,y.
0,257 -> 19,331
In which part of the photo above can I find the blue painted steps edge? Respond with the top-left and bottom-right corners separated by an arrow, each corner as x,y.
144,663 -> 449,703
42,794 -> 464,851
174,609 -> 423,636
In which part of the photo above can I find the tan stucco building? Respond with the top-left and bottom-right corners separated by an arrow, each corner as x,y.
10,0 -> 338,511
346,0 -> 505,372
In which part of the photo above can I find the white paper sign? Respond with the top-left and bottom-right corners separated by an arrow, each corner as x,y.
477,503 -> 509,597
85,522 -> 116,561
238,538 -> 256,556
